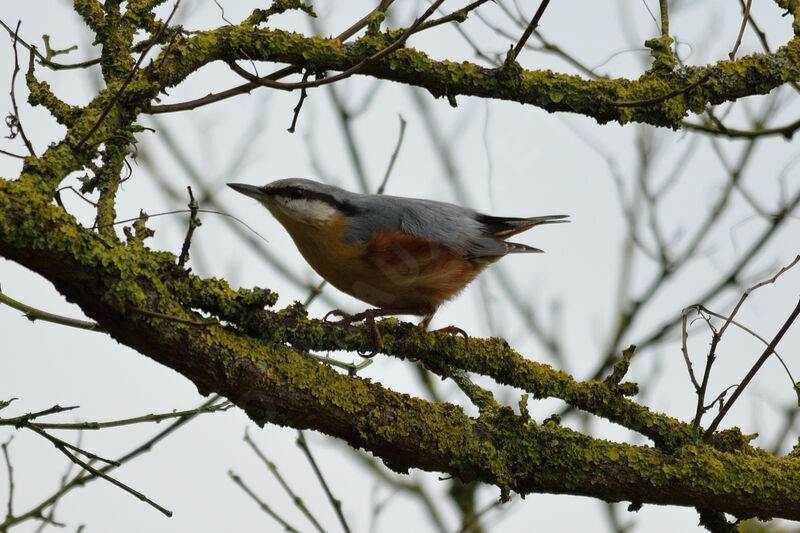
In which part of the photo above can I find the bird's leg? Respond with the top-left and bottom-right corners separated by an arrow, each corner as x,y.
323,308 -> 398,357
419,314 -> 470,348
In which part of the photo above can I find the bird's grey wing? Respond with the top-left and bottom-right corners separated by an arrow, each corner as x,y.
345,195 -> 507,259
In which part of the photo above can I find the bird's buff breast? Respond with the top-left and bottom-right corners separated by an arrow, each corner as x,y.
276,213 -> 486,315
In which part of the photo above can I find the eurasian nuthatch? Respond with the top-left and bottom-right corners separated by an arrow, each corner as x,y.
228,179 -> 568,330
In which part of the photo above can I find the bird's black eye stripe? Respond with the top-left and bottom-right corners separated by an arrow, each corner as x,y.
267,185 -> 363,215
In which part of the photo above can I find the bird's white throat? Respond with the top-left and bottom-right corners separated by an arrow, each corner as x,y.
266,196 -> 337,225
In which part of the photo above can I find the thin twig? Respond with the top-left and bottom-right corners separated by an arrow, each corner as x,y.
296,431 -> 351,533
12,422 -> 170,517
244,431 -> 325,533
0,148 -> 24,159
2,437 -> 13,524
659,0 -> 669,36
303,351 -> 373,375
0,287 -> 105,332
718,254 -> 800,338
377,115 -> 407,194
302,281 -> 328,308
95,208 -> 269,245
33,401 -> 231,430
511,0 -> 551,60
704,298 -> 800,439
417,0 -> 494,32
34,431 -> 82,533
177,186 -> 201,267
691,311 -> 721,428
26,425 -> 119,466
8,21 -> 35,156
229,470 -> 301,533
680,307 -> 702,391
287,70 -> 311,133
0,19 -> 100,70
55,185 -> 99,209
695,305 -> 796,387
729,0 -> 753,60
0,397 -> 221,531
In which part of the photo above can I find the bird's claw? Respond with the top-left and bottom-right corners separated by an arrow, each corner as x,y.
324,309 -> 383,357
429,325 -> 470,349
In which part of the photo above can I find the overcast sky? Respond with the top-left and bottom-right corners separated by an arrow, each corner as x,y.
2,1 -> 799,532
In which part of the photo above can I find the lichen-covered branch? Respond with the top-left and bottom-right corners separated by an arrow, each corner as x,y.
145,19 -> 800,128
1,179 -> 800,519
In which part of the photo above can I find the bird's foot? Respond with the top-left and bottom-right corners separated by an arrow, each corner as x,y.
429,325 -> 470,348
418,316 -> 470,348
324,308 -> 383,357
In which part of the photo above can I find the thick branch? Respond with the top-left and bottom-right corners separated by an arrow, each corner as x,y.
146,24 -> 800,128
1,181 -> 800,520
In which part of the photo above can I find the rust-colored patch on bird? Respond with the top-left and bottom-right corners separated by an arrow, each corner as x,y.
276,214 -> 491,315
360,228 -> 490,314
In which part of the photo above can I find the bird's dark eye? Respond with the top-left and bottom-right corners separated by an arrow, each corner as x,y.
286,187 -> 304,200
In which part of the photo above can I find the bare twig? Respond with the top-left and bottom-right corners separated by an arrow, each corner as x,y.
729,0 -> 753,60
0,287 -> 105,332
303,351 -> 373,375
244,431 -> 325,533
287,70 -> 311,133
680,308 -> 702,391
0,397 -> 222,531
695,305 -> 796,387
296,431 -> 351,533
229,470 -> 300,532
54,185 -> 99,209
26,425 -> 119,466
704,298 -> 800,439
659,0 -> 669,36
95,208 -> 269,245
0,148 -> 24,159
0,409 -> 179,518
682,116 -> 800,139
34,432 -> 82,533
511,0 -> 551,60
8,21 -> 35,156
718,254 -> 800,338
0,19 -> 100,70
417,0 -> 494,33
177,186 -> 201,267
2,437 -> 13,524
33,428 -> 172,516
377,115 -> 407,194
32,402 -> 231,430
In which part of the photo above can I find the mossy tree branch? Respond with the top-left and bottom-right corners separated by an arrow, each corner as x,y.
142,6 -> 800,128
1,180 -> 800,520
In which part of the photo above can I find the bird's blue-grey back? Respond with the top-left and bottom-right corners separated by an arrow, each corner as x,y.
265,178 -> 550,258
342,188 -> 509,259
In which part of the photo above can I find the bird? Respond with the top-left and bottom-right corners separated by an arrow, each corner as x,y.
228,178 -> 568,349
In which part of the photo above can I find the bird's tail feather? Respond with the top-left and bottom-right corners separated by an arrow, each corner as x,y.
478,214 -> 570,239
504,241 -> 545,254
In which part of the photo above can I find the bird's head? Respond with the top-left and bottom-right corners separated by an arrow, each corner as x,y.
228,178 -> 348,227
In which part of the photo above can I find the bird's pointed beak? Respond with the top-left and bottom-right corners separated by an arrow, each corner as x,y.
227,183 -> 266,201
